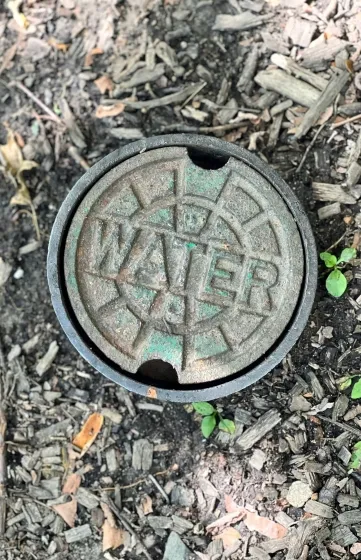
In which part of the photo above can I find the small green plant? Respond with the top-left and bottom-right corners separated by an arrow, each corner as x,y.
339,375 -> 361,399
192,402 -> 236,438
349,441 -> 361,470
320,247 -> 356,297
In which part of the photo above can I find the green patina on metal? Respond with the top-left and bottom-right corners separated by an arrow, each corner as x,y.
142,330 -> 183,368
185,162 -> 228,200
148,208 -> 173,227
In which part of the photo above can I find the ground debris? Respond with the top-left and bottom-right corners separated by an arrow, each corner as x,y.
295,70 -> 350,138
287,481 -> 313,507
114,63 -> 165,93
318,202 -> 341,220
132,439 -> 153,471
289,395 -> 312,412
254,68 -> 320,107
285,17 -> 317,48
52,498 -> 77,528
312,182 -> 356,205
60,98 -> 87,150
337,493 -> 359,508
148,515 -> 173,530
73,412 -> 104,457
64,523 -> 92,543
332,523 -> 358,546
249,448 -> 267,470
338,510 -> 361,525
270,54 -> 328,91
237,46 -> 258,92
304,500 -> 334,518
213,11 -> 272,31
163,531 -> 190,560
302,37 -> 349,71
172,515 -> 193,535
244,510 -> 287,539
338,103 -> 361,116
236,409 -> 281,450
35,341 -> 59,376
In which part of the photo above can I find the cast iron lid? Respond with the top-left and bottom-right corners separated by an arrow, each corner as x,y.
48,135 -> 317,401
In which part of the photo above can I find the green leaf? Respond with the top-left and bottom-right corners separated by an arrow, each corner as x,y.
351,378 -> 361,399
192,402 -> 215,416
201,414 -> 217,438
349,449 -> 361,469
219,419 -> 236,434
339,377 -> 352,391
354,441 -> 361,451
320,252 -> 337,268
326,269 -> 347,297
338,247 -> 356,264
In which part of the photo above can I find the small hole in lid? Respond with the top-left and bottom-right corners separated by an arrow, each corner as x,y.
137,359 -> 179,385
187,147 -> 229,170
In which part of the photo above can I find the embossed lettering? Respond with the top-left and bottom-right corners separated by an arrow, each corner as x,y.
240,258 -> 278,312
89,218 -> 124,275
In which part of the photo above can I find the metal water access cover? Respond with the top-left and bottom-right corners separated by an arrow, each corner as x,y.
64,145 -> 304,386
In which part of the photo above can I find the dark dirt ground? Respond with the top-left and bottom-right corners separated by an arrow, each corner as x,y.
1,0 -> 361,559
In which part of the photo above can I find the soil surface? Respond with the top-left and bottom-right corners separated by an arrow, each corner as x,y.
1,0 -> 361,559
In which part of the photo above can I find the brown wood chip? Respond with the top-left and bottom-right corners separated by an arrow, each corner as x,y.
337,510 -> 361,525
304,500 -> 334,518
236,409 -> 281,451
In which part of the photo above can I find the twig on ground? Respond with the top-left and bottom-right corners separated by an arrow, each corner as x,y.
148,474 -> 170,504
324,230 -> 348,253
296,123 -> 326,173
180,81 -> 206,109
68,146 -> 90,170
331,113 -> 361,128
10,81 -> 63,125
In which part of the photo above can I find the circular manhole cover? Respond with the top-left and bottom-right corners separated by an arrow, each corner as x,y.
49,135 -> 317,401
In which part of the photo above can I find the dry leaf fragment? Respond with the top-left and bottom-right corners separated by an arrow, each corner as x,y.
73,412 -> 104,457
346,59 -> 354,74
102,520 -> 126,552
53,498 -> 77,527
215,527 -> 241,549
94,75 -> 114,94
8,0 -> 29,29
101,502 -> 127,552
85,47 -> 103,67
0,127 -> 39,238
206,510 -> 245,532
62,473 -> 81,495
316,106 -> 333,126
351,543 -> 361,555
225,494 -> 241,513
49,38 -> 69,52
147,386 -> 157,399
141,494 -> 153,515
243,510 -> 287,539
95,102 -> 125,118
0,128 -> 23,175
